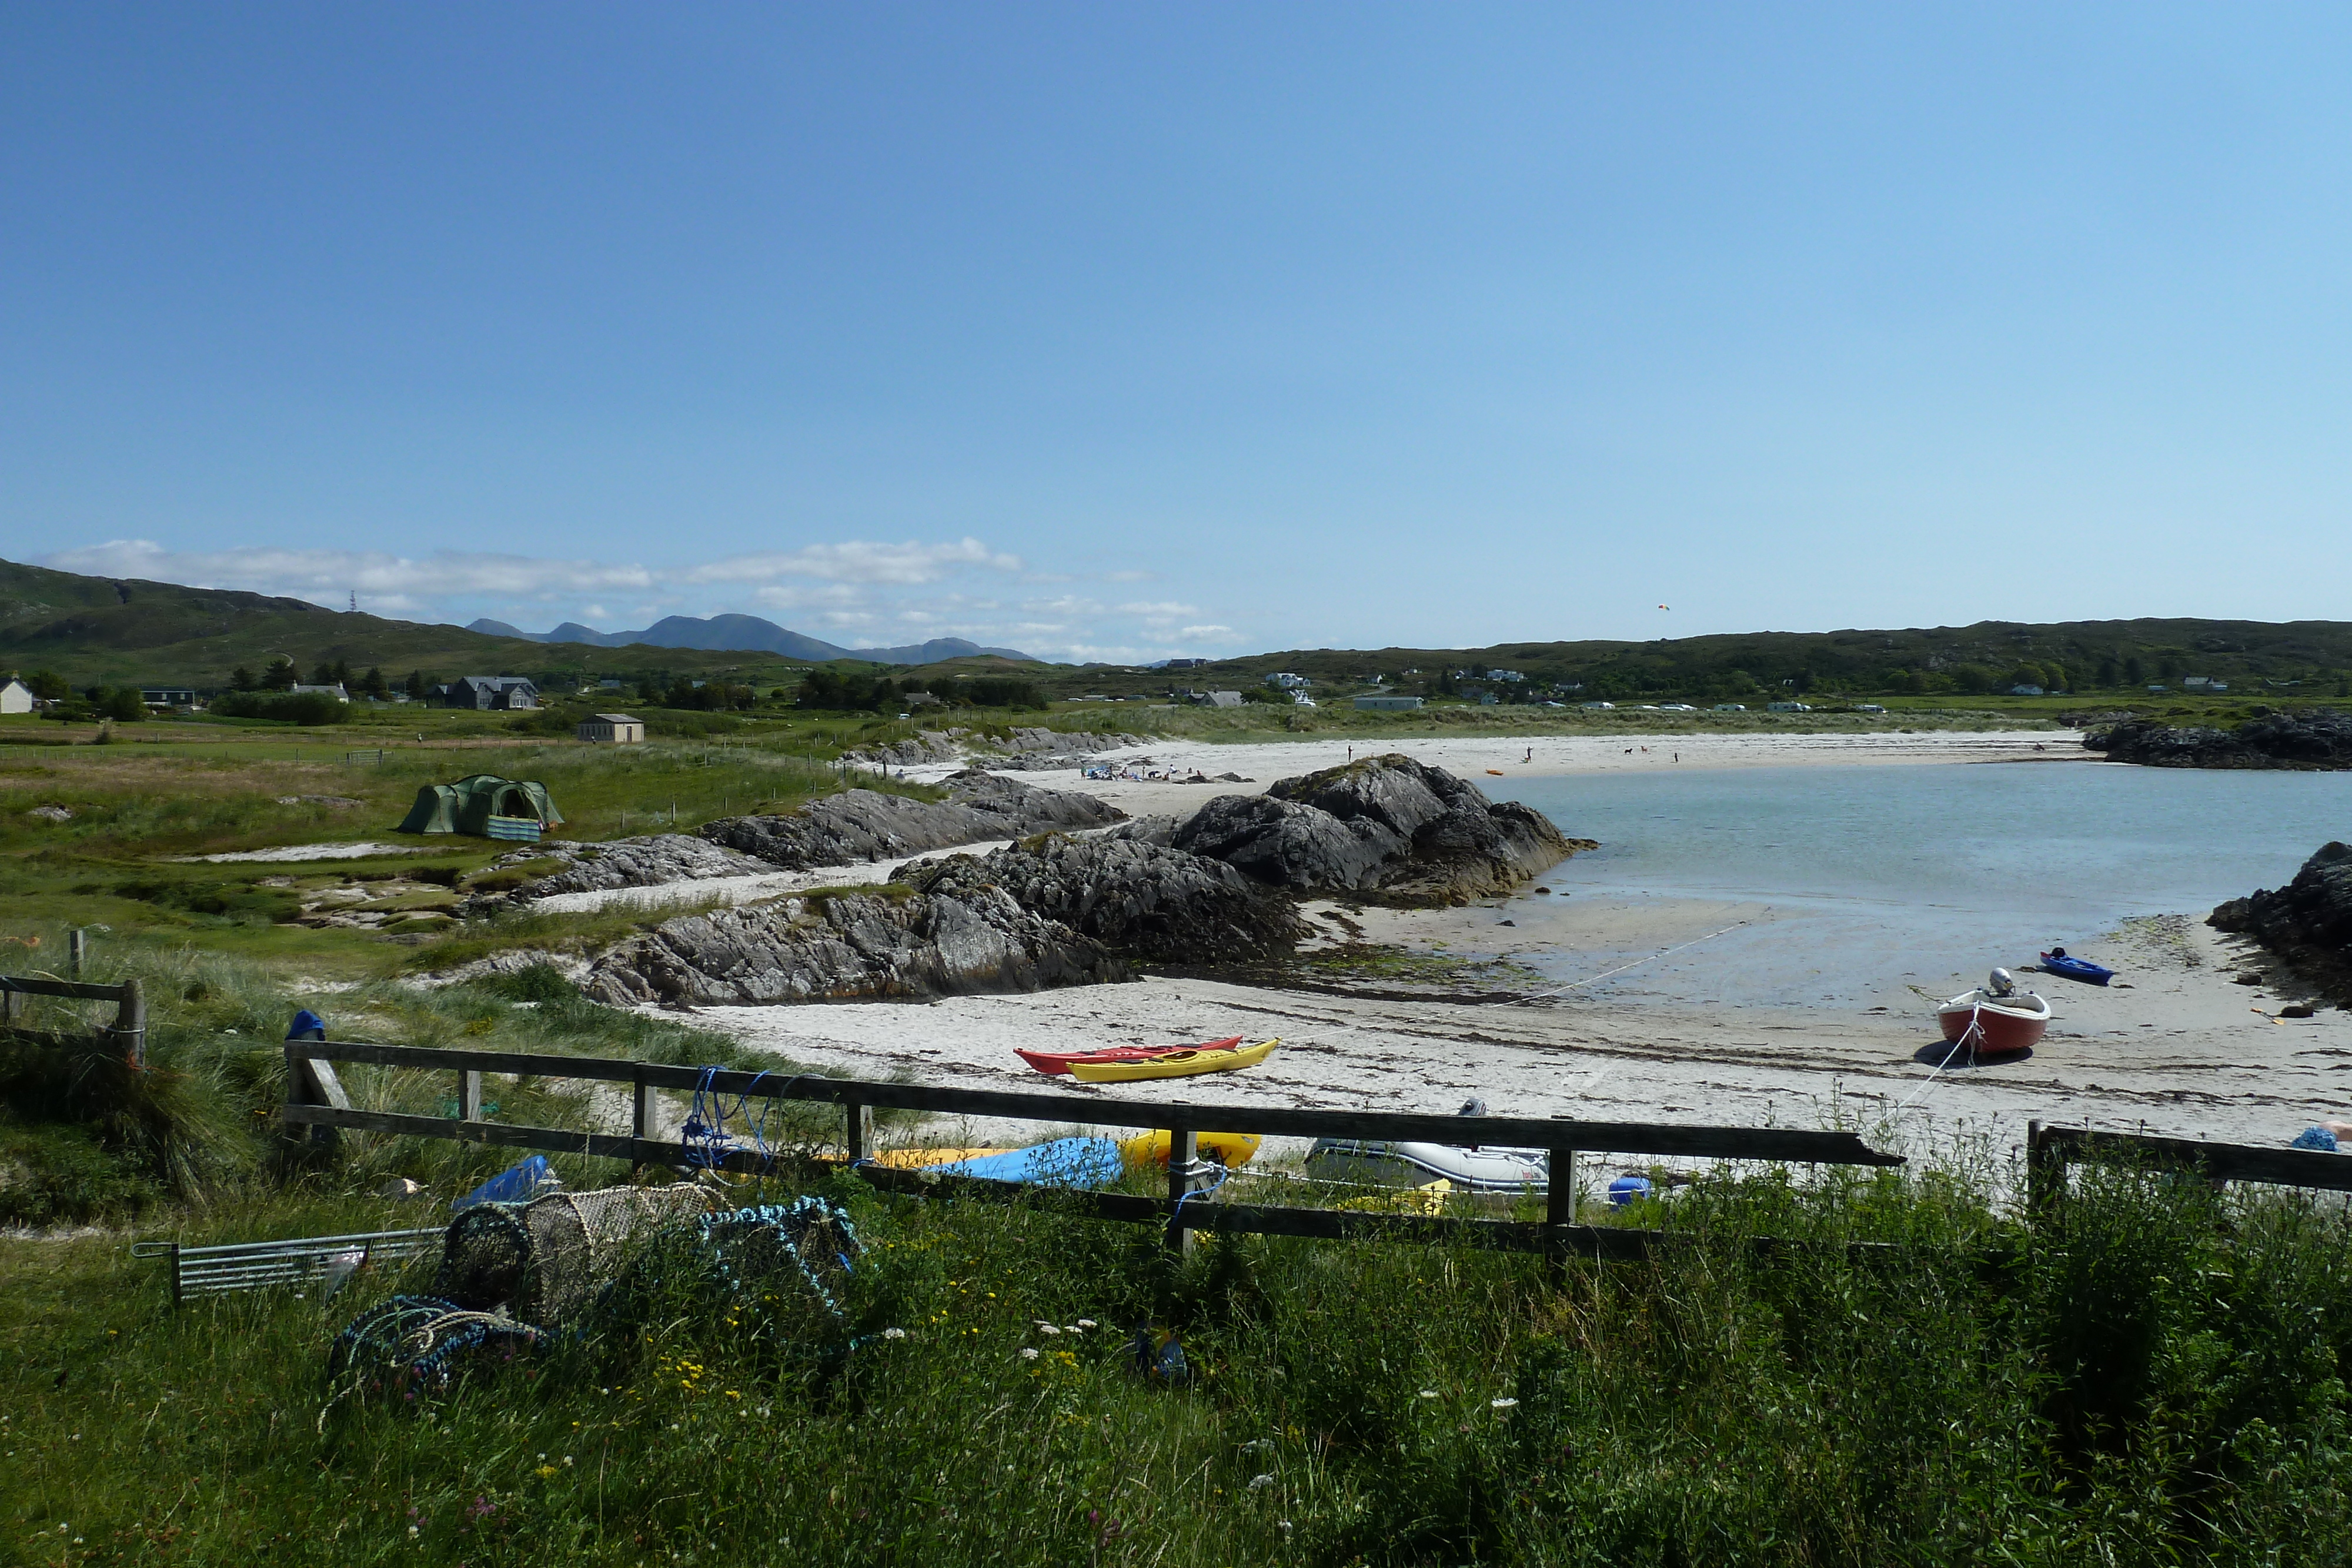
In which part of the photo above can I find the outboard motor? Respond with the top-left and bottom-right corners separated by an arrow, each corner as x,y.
1987,968 -> 2017,998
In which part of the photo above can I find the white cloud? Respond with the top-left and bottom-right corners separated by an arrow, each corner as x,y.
681,537 -> 1021,586
1023,595 -> 1104,617
38,534 -> 1248,666
45,539 -> 654,600
751,583 -> 863,610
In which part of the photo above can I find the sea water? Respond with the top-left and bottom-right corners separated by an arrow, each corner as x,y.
1489,762 -> 2352,1008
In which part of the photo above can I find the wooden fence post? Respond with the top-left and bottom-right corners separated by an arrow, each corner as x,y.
843,1099 -> 874,1166
68,928 -> 85,978
459,1068 -> 483,1123
1165,1126 -> 1202,1258
631,1069 -> 656,1175
114,978 -> 145,1069
1545,1145 -> 1578,1278
2025,1120 -> 2058,1220
283,1042 -> 349,1152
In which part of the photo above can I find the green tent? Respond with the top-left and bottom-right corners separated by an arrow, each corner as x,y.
396,774 -> 564,840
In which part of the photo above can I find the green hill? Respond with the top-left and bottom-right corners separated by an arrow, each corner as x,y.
0,559 -> 855,689
1038,618 -> 2352,702
6,551 -> 2348,703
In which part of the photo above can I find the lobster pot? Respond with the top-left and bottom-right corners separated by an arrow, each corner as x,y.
437,1183 -> 717,1323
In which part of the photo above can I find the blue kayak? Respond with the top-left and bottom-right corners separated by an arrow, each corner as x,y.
928,1137 -> 1125,1188
2040,950 -> 2113,986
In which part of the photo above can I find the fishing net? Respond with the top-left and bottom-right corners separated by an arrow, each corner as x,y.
436,1182 -> 719,1323
325,1186 -> 865,1420
322,1294 -> 545,1418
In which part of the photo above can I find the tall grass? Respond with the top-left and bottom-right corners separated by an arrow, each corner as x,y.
6,1156 -> 2350,1563
0,926 -> 806,1227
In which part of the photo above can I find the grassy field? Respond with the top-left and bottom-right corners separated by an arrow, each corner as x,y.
8,1146 -> 2351,1564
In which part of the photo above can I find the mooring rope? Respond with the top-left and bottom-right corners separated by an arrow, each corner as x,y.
1523,919 -> 1753,1000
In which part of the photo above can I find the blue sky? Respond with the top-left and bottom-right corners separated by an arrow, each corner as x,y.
4,5 -> 2348,663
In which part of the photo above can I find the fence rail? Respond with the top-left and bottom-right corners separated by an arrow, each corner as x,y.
2027,1120 -> 2352,1208
283,1039 -> 1905,1261
1,972 -> 145,1065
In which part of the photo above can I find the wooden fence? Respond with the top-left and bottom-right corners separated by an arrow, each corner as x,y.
1,972 -> 146,1066
282,1039 -> 1906,1261
2027,1119 -> 2352,1209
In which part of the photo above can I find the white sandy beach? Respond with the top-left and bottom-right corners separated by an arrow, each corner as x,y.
647,730 -> 2346,1168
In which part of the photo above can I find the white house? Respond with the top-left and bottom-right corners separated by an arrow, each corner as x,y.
576,713 -> 645,744
0,678 -> 33,714
1264,672 -> 1310,690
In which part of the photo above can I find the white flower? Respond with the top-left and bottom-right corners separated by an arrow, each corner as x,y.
1062,1324 -> 1085,1335
1018,1347 -> 1040,1361
881,1327 -> 907,1340
1248,1473 -> 1277,1490
1490,1397 -> 1520,1410
1075,1318 -> 1097,1329
1035,1322 -> 1061,1336
1418,1390 -> 1440,1399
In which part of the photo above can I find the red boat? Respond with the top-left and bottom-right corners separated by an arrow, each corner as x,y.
1936,982 -> 2050,1058
1015,1037 -> 1245,1077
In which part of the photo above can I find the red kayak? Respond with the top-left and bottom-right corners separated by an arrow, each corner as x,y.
1016,1037 -> 1244,1077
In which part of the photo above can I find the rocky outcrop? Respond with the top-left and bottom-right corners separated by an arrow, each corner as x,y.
703,769 -> 1122,868
900,833 -> 1307,964
1171,754 -> 1587,905
518,834 -> 772,897
2209,842 -> 2352,1002
848,730 -> 970,768
582,882 -> 1122,1007
844,727 -> 1151,770
977,728 -> 1150,769
2089,710 -> 2352,770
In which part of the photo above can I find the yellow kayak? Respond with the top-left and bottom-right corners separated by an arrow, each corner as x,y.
1067,1038 -> 1278,1084
1119,1129 -> 1262,1168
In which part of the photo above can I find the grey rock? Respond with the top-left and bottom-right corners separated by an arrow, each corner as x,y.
901,833 -> 1307,965
704,769 -> 1122,869
519,834 -> 771,897
582,882 -> 1122,1006
1171,754 -> 1588,905
2210,841 -> 2352,1004
2090,710 -> 2352,770
1102,815 -> 1180,847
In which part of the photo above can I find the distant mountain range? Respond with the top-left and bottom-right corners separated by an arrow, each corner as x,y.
465,613 -> 1035,666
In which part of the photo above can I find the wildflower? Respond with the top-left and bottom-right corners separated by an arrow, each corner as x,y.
536,1465 -> 559,1479
1418,1390 -> 1440,1400
881,1327 -> 907,1340
1248,1473 -> 1277,1490
1035,1322 -> 1061,1335
1491,1397 -> 1519,1410
1075,1318 -> 1097,1329
1019,1348 -> 1040,1361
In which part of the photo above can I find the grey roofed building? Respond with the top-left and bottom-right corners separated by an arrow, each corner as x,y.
1202,691 -> 1244,707
1354,694 -> 1423,711
441,676 -> 540,710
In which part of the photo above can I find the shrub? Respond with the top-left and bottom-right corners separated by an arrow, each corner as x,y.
209,690 -> 349,724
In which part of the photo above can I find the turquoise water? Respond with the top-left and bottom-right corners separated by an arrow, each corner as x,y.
1491,763 -> 2352,1007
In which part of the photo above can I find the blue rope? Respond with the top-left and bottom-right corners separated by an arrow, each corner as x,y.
681,1067 -> 780,1172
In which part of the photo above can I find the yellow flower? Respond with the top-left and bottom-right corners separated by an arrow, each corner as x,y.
536,1465 -> 559,1478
